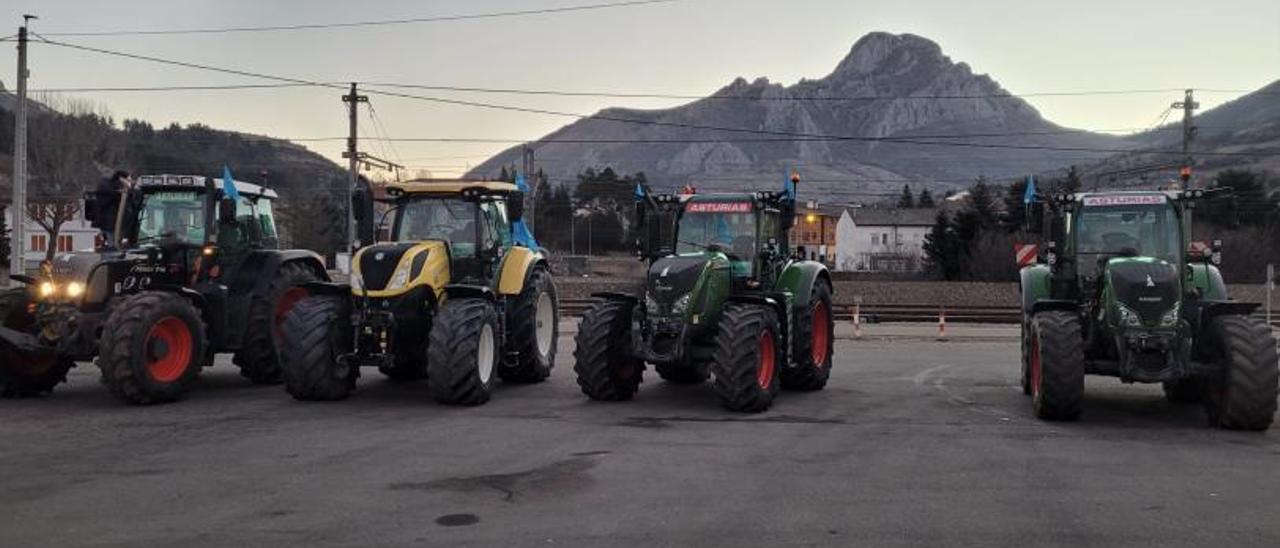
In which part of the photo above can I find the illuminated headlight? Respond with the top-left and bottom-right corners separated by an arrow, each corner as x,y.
39,282 -> 56,298
645,293 -> 660,315
1117,303 -> 1143,327
1160,302 -> 1181,327
65,282 -> 84,298
385,260 -> 413,291
671,293 -> 692,315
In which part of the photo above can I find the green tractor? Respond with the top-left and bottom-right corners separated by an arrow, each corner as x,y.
1020,189 -> 1277,430
573,175 -> 834,413
0,174 -> 327,404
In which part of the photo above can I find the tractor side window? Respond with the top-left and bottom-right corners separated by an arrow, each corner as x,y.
481,200 -> 512,249
255,199 -> 278,239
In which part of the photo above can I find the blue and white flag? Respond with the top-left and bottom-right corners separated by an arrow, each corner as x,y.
222,165 -> 240,201
783,173 -> 796,200
1023,175 -> 1036,205
511,171 -> 539,248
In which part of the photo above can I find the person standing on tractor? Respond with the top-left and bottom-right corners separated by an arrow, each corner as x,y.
92,170 -> 132,250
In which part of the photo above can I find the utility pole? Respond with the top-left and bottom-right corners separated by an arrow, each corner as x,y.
10,16 -> 34,278
341,82 -> 367,260
1173,88 -> 1199,189
521,144 -> 536,233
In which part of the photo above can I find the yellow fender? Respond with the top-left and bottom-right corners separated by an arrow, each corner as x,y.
496,247 -> 546,296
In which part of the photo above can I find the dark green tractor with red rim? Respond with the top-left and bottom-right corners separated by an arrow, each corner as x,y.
0,174 -> 327,404
573,174 -> 834,412
1020,189 -> 1277,430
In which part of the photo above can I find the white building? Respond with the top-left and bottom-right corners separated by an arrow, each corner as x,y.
3,207 -> 101,271
834,208 -> 938,272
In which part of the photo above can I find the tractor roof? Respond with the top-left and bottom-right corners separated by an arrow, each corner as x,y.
136,174 -> 277,199
385,179 -> 518,196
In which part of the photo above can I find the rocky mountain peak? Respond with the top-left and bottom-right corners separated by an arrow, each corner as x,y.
831,32 -> 947,79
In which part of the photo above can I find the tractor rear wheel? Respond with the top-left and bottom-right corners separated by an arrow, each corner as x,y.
234,261 -> 321,385
1019,318 -> 1032,395
500,267 -> 558,384
573,300 -> 643,401
0,288 -> 74,397
1163,379 -> 1207,404
656,362 -> 708,384
427,298 -> 500,405
98,291 -> 206,405
781,280 -> 834,391
711,304 -> 781,413
1029,310 -> 1085,421
280,295 -> 357,401
1204,315 -> 1278,431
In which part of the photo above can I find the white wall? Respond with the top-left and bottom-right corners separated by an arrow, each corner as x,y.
834,213 -> 930,272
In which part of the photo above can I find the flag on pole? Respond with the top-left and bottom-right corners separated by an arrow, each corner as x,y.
783,173 -> 796,200
511,171 -> 538,248
222,165 -> 240,202
1023,174 -> 1036,205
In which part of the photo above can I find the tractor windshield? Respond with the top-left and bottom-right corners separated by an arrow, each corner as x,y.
136,190 -> 206,244
677,202 -> 756,274
1075,199 -> 1181,262
396,198 -> 478,258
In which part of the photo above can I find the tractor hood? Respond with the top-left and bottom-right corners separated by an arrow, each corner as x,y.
648,254 -> 710,305
353,241 -> 447,294
1106,258 -> 1180,325
50,250 -> 123,285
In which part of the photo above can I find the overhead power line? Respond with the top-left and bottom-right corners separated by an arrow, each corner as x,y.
39,0 -> 683,37
31,36 -> 1279,159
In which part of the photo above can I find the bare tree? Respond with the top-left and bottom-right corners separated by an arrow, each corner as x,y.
24,96 -> 117,261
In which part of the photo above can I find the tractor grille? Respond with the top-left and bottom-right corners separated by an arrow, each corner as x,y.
1110,262 -> 1179,324
358,243 -> 417,291
647,256 -> 708,306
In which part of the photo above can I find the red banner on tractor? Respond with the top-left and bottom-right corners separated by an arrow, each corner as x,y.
685,202 -> 752,213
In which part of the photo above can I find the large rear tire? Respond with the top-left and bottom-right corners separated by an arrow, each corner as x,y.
1204,315 -> 1278,431
0,288 -> 74,397
280,295 -> 357,401
781,281 -> 834,391
711,304 -> 781,413
1019,318 -> 1033,395
1029,310 -> 1085,421
427,298 -> 500,405
573,300 -> 643,401
234,261 -> 321,385
500,267 -> 558,384
97,291 -> 207,405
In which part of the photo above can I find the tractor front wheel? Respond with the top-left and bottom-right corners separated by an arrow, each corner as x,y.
573,300 -> 643,401
501,267 -> 559,384
98,291 -> 206,405
1204,315 -> 1278,431
711,304 -> 781,413
0,288 -> 74,397
782,280 -> 834,391
1029,310 -> 1085,421
280,295 -> 356,401
427,298 -> 500,405
234,261 -> 321,385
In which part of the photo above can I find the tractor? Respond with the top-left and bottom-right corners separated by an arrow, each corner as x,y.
1020,189 -> 1277,430
0,174 -> 328,404
573,174 -> 833,413
279,178 -> 559,405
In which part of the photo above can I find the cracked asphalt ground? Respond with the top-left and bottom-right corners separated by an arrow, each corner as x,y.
1,337 -> 1278,547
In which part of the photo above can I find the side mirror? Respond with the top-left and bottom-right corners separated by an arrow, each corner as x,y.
351,184 -> 375,248
1210,239 -> 1223,266
218,198 -> 237,224
508,191 -> 525,221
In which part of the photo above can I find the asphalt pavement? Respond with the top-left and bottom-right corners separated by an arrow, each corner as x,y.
1,335 -> 1277,547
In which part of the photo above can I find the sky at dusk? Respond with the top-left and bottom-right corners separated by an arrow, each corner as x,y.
2,0 -> 1277,177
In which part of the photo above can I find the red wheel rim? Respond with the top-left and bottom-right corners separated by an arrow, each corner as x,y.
757,330 -> 776,389
146,316 -> 193,383
811,301 -> 830,368
274,287 -> 308,338
1030,333 -> 1043,400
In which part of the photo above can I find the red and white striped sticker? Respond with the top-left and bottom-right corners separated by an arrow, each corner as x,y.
1015,244 -> 1039,267
1083,194 -> 1167,207
685,202 -> 752,213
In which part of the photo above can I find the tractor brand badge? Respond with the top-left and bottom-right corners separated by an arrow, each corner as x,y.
374,252 -> 385,261
1146,275 -> 1156,287
661,266 -> 670,277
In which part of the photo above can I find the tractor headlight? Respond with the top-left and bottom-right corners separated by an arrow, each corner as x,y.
1117,303 -> 1143,327
385,260 -> 414,291
645,293 -> 660,315
65,281 -> 84,299
1160,302 -> 1181,327
38,281 -> 55,298
671,293 -> 693,316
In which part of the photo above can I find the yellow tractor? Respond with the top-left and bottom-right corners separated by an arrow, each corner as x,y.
279,179 -> 559,405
